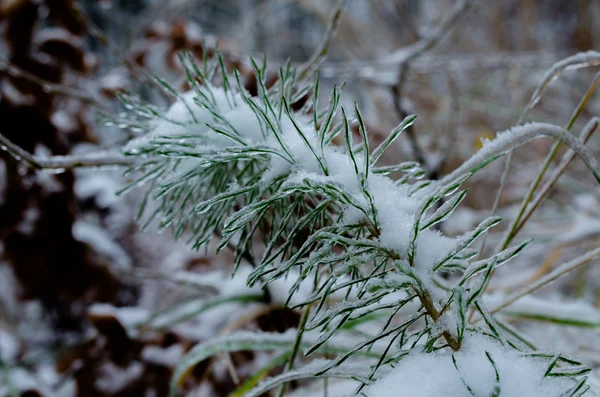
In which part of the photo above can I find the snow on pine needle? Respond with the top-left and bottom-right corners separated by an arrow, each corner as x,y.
112,51 -> 599,396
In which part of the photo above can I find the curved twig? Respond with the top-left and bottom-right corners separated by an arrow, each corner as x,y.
0,131 -> 136,169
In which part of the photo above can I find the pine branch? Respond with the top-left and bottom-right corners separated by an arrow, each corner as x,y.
104,49 -> 598,395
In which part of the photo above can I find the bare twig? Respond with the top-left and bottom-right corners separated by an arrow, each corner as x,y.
73,4 -> 172,98
390,0 -> 474,174
0,131 -> 135,169
0,58 -> 111,112
316,51 -> 558,82
384,0 -> 475,65
338,0 -> 475,86
391,64 -> 429,171
297,0 -> 349,82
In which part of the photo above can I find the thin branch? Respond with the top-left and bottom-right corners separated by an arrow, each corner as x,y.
521,51 -> 600,119
0,131 -> 135,169
511,117 -> 598,239
0,58 -> 111,112
417,289 -> 461,351
486,247 -> 600,318
391,64 -> 429,171
438,123 -> 600,186
383,0 -> 475,65
297,0 -> 349,82
316,51 -> 558,82
277,304 -> 312,397
73,3 -> 173,98
390,0 -> 474,174
484,59 -> 600,256
331,0 -> 475,85
498,72 -> 600,251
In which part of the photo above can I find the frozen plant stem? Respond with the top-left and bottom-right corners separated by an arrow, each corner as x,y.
0,132 -> 136,169
484,56 -> 600,256
278,305 -> 311,397
486,247 -> 600,318
509,118 -> 598,241
417,289 -> 461,351
500,72 -> 600,251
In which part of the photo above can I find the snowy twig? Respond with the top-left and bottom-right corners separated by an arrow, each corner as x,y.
498,72 -> 600,251
521,51 -> 600,119
297,0 -> 349,82
487,55 -> 600,254
0,58 -> 111,112
0,132 -> 135,169
510,117 -> 599,240
439,122 -> 600,186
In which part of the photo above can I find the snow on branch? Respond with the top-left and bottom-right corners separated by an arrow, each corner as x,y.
439,122 -> 600,186
0,131 -> 136,170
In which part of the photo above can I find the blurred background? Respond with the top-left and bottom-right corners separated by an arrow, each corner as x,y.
1,0 -> 600,395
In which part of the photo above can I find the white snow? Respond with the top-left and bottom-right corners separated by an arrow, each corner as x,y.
124,86 -> 476,305
87,304 -> 150,337
0,328 -> 19,362
440,122 -> 600,186
15,206 -> 40,235
525,51 -> 600,112
95,361 -> 144,393
34,27 -> 82,47
1,80 -> 34,106
51,110 -> 78,132
558,194 -> 600,244
486,293 -> 600,327
99,73 -> 129,92
33,145 -> 64,193
124,88 -> 264,152
74,171 -> 122,208
120,84 -> 600,397
268,269 -> 317,306
72,219 -> 132,269
183,21 -> 203,44
365,334 -> 572,397
141,344 -> 184,367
